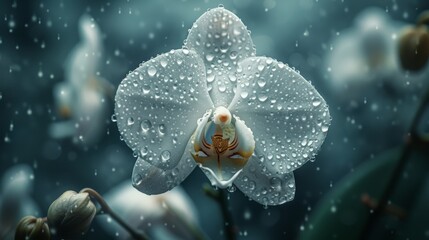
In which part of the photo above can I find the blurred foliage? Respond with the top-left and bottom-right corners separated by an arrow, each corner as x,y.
299,145 -> 429,240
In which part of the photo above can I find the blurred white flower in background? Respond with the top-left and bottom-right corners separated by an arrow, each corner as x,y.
49,14 -> 113,147
98,181 -> 205,240
114,7 -> 330,206
326,8 -> 406,97
0,164 -> 40,239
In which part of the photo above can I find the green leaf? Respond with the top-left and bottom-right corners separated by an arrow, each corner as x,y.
299,146 -> 429,240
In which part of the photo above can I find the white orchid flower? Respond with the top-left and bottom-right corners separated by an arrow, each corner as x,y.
115,7 -> 330,206
50,15 -> 113,146
98,181 -> 204,240
0,164 -> 40,239
326,8 -> 404,93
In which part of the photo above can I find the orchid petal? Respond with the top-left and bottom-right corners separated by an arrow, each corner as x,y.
234,153 -> 296,206
132,137 -> 196,195
115,49 -> 214,170
229,56 -> 331,175
185,7 -> 255,107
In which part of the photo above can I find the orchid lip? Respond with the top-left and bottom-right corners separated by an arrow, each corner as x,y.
199,164 -> 242,188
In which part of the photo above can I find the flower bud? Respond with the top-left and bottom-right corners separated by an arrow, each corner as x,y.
398,25 -> 429,72
15,216 -> 50,240
47,191 -> 96,238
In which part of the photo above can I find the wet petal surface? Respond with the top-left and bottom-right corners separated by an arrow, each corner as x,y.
229,56 -> 331,174
185,7 -> 255,107
234,153 -> 296,206
132,137 -> 197,195
115,49 -> 213,170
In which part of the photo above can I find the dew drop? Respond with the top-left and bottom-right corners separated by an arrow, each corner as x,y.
257,64 -> 265,71
127,117 -> 135,126
160,59 -> 168,68
228,74 -> 237,82
147,66 -> 157,77
240,91 -> 248,99
207,74 -> 215,83
229,51 -> 238,60
257,79 -> 266,88
132,174 -> 143,186
111,114 -> 117,122
140,146 -> 148,157
321,125 -> 329,132
218,84 -> 226,92
140,120 -> 152,132
258,94 -> 268,102
158,124 -> 166,135
270,177 -> 282,192
301,139 -> 308,146
161,150 -> 171,162
312,98 -> 321,107
205,54 -> 214,62
142,84 -> 151,94
249,181 -> 256,190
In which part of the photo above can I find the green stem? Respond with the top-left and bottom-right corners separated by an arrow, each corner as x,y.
204,185 -> 237,240
80,188 -> 149,240
359,87 -> 429,239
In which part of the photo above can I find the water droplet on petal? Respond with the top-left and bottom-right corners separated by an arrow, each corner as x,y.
132,174 -> 143,186
321,125 -> 329,132
312,98 -> 322,107
257,79 -> 266,88
270,177 -> 282,192
111,114 -> 117,122
147,66 -> 157,77
205,54 -> 214,62
160,59 -> 168,68
258,94 -> 268,102
249,181 -> 256,190
158,124 -> 166,135
127,117 -> 134,126
161,150 -> 171,162
140,146 -> 148,157
207,74 -> 215,83
140,120 -> 151,132
240,91 -> 248,99
142,84 -> 150,94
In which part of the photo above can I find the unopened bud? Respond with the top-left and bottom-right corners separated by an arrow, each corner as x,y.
47,191 -> 96,238
399,25 -> 429,72
15,216 -> 50,240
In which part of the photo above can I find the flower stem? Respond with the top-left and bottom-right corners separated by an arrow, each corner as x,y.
359,87 -> 429,239
80,188 -> 149,240
204,185 -> 237,240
